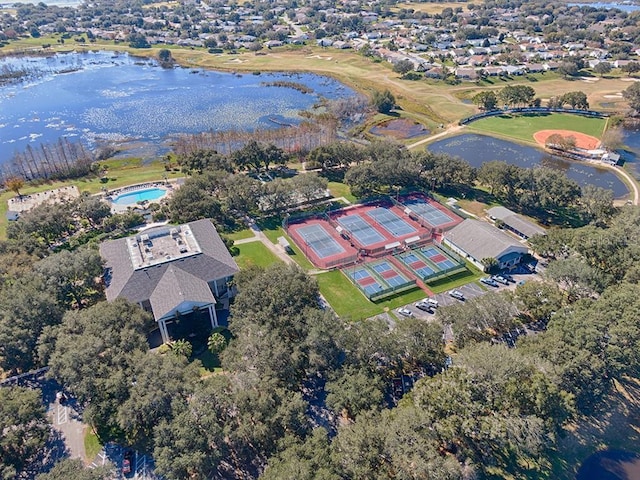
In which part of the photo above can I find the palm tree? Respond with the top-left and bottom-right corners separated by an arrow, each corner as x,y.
208,331 -> 228,355
170,339 -> 192,359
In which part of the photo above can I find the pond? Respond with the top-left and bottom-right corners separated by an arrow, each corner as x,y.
0,51 -> 357,165
577,449 -> 640,480
427,133 -> 629,198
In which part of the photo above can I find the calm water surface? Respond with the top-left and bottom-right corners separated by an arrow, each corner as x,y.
427,133 -> 629,198
0,51 -> 356,163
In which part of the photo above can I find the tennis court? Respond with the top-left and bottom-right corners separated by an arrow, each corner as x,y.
422,246 -> 458,269
402,197 -> 458,228
347,267 -> 385,296
366,208 -> 416,238
296,224 -> 345,259
369,260 -> 409,287
400,253 -> 436,278
337,213 -> 385,247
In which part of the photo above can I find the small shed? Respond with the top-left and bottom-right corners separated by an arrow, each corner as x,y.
278,236 -> 293,254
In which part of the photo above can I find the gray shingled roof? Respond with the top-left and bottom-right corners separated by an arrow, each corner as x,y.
486,206 -> 546,239
100,219 -> 239,308
444,219 -> 528,261
149,266 -> 216,321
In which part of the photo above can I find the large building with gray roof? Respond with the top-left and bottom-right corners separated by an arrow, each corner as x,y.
486,206 -> 546,240
443,219 -> 529,271
100,219 -> 239,343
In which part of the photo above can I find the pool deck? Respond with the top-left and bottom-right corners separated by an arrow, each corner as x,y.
107,180 -> 178,213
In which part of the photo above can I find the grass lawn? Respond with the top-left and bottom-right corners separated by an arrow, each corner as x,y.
226,229 -> 255,241
316,269 -> 430,320
328,181 -> 357,203
428,263 -> 484,294
468,113 -> 607,145
235,242 -> 282,269
195,349 -> 224,376
257,224 -> 316,270
84,429 -> 102,460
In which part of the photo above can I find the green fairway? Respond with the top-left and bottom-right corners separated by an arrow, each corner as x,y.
235,242 -> 282,269
467,113 -> 607,145
315,269 -> 429,320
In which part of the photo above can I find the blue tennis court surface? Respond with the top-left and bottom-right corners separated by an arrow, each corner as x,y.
422,246 -> 458,269
346,260 -> 412,298
297,224 -> 345,259
371,262 -> 392,274
403,198 -> 456,227
347,267 -> 384,296
366,208 -> 416,238
337,213 -> 385,246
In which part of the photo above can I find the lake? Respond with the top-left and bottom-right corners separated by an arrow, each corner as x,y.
427,133 -> 630,198
0,51 -> 356,164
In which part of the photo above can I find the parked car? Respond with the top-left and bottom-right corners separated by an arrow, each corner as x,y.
502,273 -> 515,283
123,450 -> 133,476
480,277 -> 499,287
426,298 -> 439,308
492,275 -> 509,285
449,290 -> 465,300
415,301 -> 434,313
397,307 -> 413,317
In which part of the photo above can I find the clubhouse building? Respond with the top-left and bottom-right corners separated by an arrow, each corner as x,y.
443,219 -> 529,271
100,219 -> 239,343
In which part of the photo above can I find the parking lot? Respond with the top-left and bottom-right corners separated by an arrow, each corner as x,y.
393,268 -> 540,321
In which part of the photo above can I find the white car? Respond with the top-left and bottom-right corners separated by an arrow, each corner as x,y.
397,307 -> 413,317
449,290 -> 465,300
426,298 -> 439,308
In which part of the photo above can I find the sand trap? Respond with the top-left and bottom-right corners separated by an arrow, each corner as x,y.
603,93 -> 623,98
224,58 -> 246,64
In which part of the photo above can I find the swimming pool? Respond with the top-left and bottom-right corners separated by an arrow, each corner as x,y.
112,187 -> 167,205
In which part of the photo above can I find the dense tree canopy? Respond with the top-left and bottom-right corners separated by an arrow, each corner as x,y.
0,387 -> 51,479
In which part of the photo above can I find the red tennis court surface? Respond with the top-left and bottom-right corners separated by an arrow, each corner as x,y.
359,276 -> 376,286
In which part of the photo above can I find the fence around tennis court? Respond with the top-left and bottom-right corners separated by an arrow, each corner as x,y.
391,194 -> 466,229
343,263 -> 417,301
285,218 -> 359,269
395,244 -> 467,284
